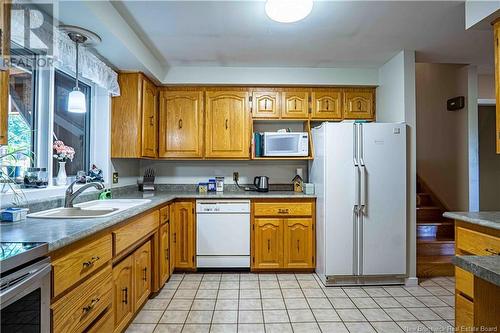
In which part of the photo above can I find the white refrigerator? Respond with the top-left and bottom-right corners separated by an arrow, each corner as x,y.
310,122 -> 407,286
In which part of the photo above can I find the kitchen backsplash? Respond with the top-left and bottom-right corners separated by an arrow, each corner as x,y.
112,159 -> 308,186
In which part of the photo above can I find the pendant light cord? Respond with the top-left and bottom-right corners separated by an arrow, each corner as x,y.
75,40 -> 79,90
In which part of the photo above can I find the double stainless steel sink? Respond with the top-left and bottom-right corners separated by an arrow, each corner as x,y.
27,199 -> 151,219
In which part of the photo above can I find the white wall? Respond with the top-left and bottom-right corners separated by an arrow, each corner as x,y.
478,74 -> 495,100
416,63 -> 474,211
376,50 -> 417,285
377,51 -> 406,122
163,66 -> 378,86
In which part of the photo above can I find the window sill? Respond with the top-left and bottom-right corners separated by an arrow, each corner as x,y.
0,183 -> 109,208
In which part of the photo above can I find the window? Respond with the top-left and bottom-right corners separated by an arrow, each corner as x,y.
6,48 -> 36,170
53,70 -> 91,177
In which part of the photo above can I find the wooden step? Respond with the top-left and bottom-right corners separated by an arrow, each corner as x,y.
417,219 -> 454,239
417,255 -> 455,277
417,206 -> 444,221
416,193 -> 433,207
417,237 -> 455,256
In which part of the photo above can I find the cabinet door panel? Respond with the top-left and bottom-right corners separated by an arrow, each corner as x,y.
113,256 -> 134,333
252,91 -> 280,118
159,222 -> 170,286
159,91 -> 203,158
134,241 -> 151,310
282,91 -> 309,119
141,78 -> 158,157
253,218 -> 283,269
205,91 -> 250,158
173,202 -> 195,269
311,90 -> 342,119
284,218 -> 314,268
343,89 -> 374,119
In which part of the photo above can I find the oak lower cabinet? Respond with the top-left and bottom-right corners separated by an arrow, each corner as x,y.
283,218 -> 314,269
159,220 -> 171,286
205,91 -> 250,158
113,256 -> 134,333
252,200 -> 315,271
134,241 -> 152,310
343,88 -> 375,120
113,240 -> 153,332
454,220 -> 500,332
253,218 -> 283,269
172,201 -> 196,270
159,91 -> 204,158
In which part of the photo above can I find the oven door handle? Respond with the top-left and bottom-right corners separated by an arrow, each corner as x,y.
0,263 -> 51,307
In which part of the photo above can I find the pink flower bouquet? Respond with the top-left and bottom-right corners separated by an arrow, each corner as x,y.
53,140 -> 75,162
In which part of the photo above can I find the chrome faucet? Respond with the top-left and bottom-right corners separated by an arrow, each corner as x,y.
64,180 -> 105,208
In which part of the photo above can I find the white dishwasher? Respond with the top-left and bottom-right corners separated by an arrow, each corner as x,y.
196,200 -> 250,268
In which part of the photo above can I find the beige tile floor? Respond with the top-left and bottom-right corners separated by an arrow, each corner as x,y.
126,273 -> 455,333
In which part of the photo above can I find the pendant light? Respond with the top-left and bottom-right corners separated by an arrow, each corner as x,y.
265,0 -> 313,23
61,26 -> 101,113
67,32 -> 87,113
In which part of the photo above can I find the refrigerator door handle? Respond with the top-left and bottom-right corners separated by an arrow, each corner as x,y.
360,164 -> 366,214
353,123 -> 359,166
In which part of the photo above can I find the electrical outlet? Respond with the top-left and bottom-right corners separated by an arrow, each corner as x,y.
233,172 -> 239,182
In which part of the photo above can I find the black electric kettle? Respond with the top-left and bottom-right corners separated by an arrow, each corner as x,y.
254,176 -> 269,192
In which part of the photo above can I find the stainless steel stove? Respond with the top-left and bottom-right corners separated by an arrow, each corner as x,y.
0,242 -> 51,332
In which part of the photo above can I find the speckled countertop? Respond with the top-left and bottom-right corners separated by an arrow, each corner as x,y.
453,256 -> 500,287
0,190 -> 315,252
443,211 -> 500,230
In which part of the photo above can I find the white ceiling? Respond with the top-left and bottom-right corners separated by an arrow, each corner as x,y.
109,0 -> 493,72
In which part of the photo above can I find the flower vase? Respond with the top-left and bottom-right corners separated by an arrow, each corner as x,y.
56,161 -> 67,186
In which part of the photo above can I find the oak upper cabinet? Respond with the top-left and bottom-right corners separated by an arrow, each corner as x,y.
252,91 -> 280,118
133,241 -> 151,310
159,91 -> 203,158
253,218 -> 283,269
111,73 -> 157,158
172,201 -> 195,270
113,256 -> 134,333
205,91 -> 250,158
494,20 -> 500,154
343,88 -> 375,120
0,0 -> 10,146
311,89 -> 342,120
159,221 -> 170,286
284,218 -> 314,269
281,90 -> 310,119
141,79 -> 158,157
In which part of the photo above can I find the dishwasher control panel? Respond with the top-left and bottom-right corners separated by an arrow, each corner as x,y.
196,200 -> 250,214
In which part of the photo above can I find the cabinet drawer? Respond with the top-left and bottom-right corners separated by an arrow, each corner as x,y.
52,234 -> 112,297
114,211 -> 159,254
52,265 -> 112,333
254,202 -> 313,217
160,206 -> 170,224
456,227 -> 500,256
86,309 -> 113,333
456,267 -> 474,299
455,293 -> 474,331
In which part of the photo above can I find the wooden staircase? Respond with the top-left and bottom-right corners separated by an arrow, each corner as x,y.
416,177 -> 455,277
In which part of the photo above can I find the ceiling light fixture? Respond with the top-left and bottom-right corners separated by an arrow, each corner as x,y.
265,0 -> 313,23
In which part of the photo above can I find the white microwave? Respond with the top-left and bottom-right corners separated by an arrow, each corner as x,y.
263,132 -> 309,157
